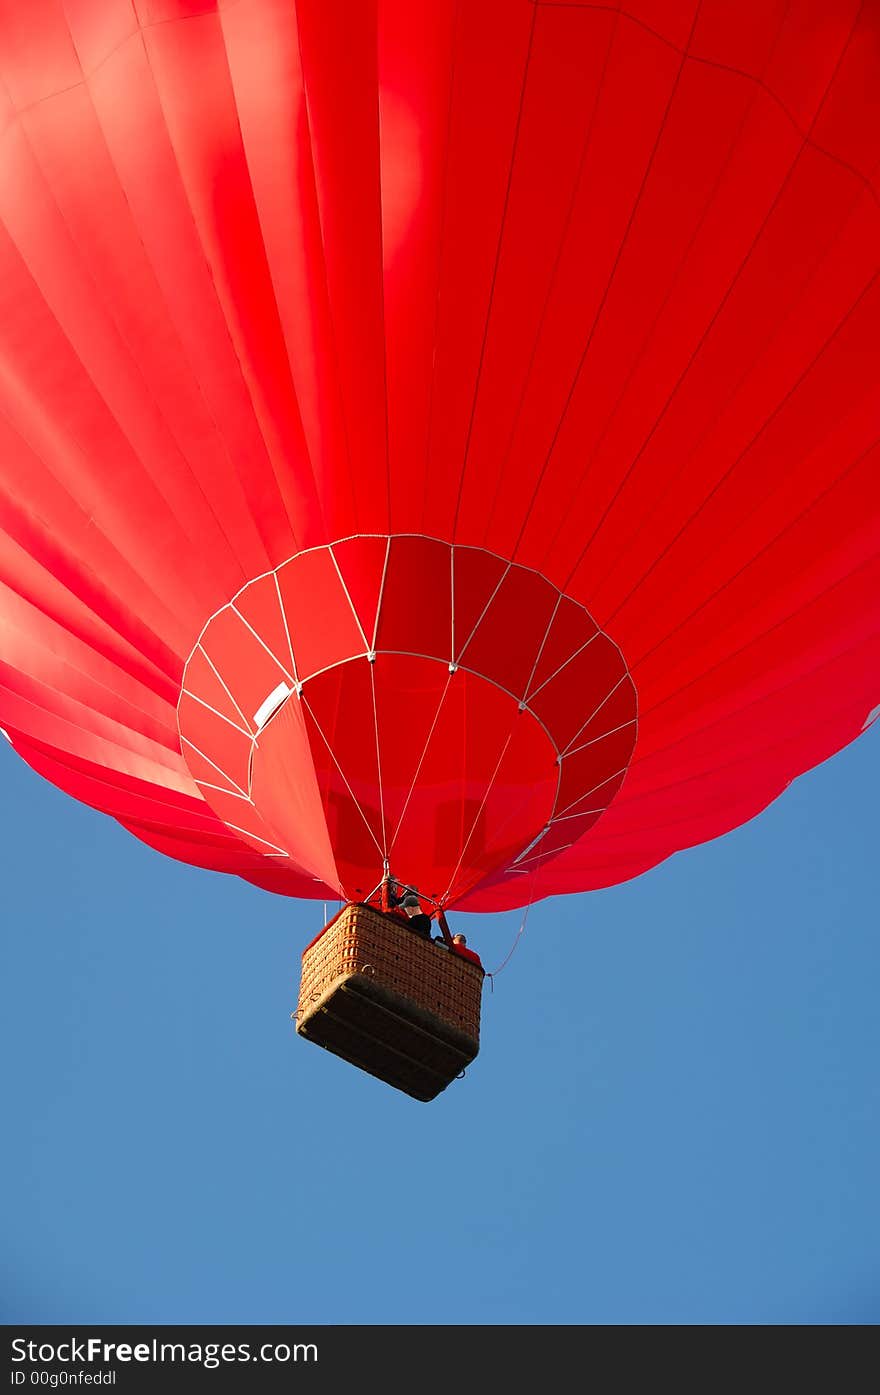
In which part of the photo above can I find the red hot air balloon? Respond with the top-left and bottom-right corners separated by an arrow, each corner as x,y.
0,0 -> 878,931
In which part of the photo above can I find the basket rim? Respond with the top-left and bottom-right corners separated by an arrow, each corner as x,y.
302,901 -> 485,976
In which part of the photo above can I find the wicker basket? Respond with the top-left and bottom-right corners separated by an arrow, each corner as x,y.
295,902 -> 484,1102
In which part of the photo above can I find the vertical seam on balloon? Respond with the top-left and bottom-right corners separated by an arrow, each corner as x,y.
631,632 -> 879,768
560,5 -> 869,600
67,17 -> 274,582
431,687 -> 559,890
0,473 -> 178,700
474,674 -> 636,882
453,560 -> 513,665
273,571 -> 299,685
179,540 -> 637,895
300,691 -> 385,861
506,0 -> 704,569
438,671 -> 567,897
449,3 -> 539,545
533,2 -> 849,103
630,552 -> 879,724
421,0 -> 461,535
459,654 -> 468,857
374,11 -> 392,536
622,429 -> 880,674
608,265 -> 880,643
0,160 -> 217,644
455,754 -> 562,891
11,7 -> 703,127
185,536 -> 606,662
438,726 -> 516,904
197,644 -> 254,734
293,7 -> 361,533
216,3 -> 334,550
187,552 -> 368,661
134,19 -> 311,559
521,592 -> 563,704
686,54 -> 880,209
587,214 -> 878,622
566,174 -> 873,606
350,650 -> 561,755
292,641 -> 564,760
20,11 -> 258,588
623,691 -> 874,795
530,1 -> 789,581
187,538 -> 618,756
368,658 -> 389,860
590,701 -> 869,808
212,5 -> 323,552
307,673 -> 360,879
387,670 -> 454,856
328,544 -> 370,651
370,536 -> 392,653
229,602 -> 298,688
480,3 -> 623,549
0,578 -> 179,739
450,543 -> 456,663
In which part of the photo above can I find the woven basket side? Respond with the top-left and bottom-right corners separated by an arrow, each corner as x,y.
297,903 -> 483,1040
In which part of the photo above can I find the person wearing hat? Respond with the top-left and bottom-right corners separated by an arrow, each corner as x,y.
395,890 -> 434,940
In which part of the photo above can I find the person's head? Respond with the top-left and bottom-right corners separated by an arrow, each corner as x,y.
452,932 -> 467,946
401,892 -> 421,918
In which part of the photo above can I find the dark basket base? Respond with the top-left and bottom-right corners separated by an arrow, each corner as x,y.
297,970 -> 480,1102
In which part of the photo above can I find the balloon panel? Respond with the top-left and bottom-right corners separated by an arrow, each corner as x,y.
0,0 -> 876,910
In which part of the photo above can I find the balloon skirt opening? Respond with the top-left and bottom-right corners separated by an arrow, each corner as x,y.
295,903 -> 484,1102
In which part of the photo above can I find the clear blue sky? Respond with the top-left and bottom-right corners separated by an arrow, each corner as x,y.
2,722 -> 878,1326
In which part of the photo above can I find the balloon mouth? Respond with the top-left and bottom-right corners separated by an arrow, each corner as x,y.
177,535 -> 637,906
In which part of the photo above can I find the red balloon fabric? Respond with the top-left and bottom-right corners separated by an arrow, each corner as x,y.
0,0 -> 878,911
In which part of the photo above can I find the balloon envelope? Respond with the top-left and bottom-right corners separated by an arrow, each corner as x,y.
0,0 -> 878,910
